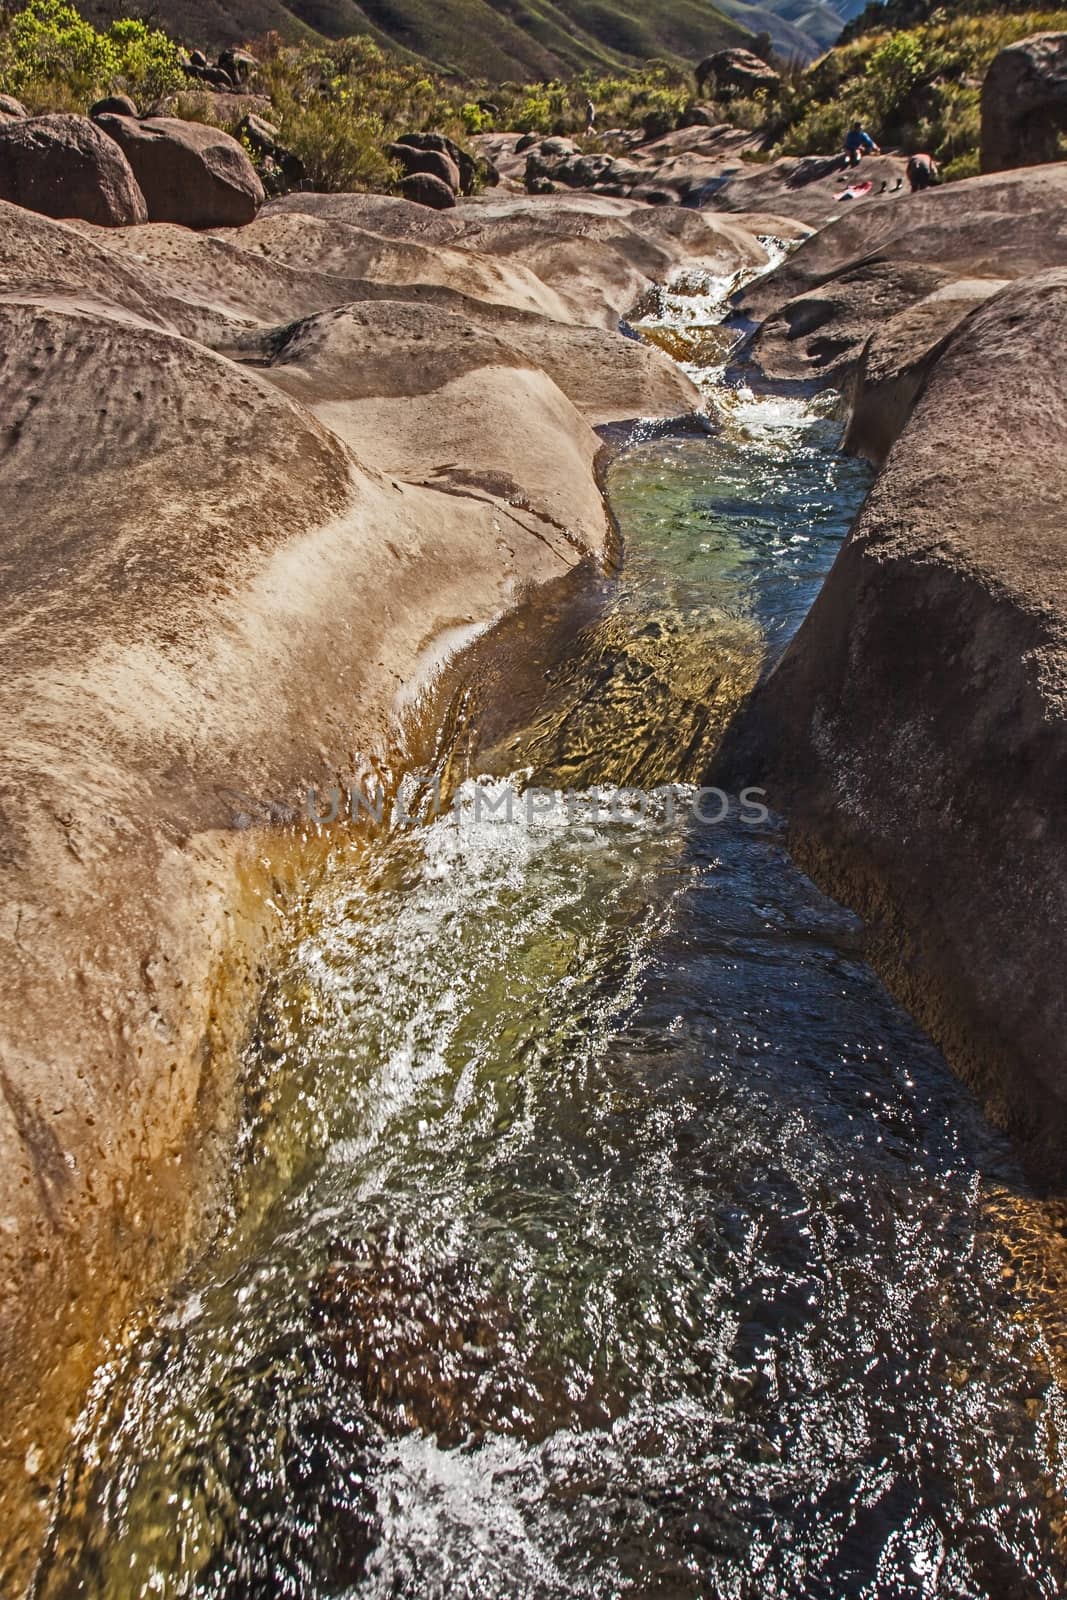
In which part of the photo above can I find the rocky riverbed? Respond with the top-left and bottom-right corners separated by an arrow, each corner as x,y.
1,113 -> 1066,1592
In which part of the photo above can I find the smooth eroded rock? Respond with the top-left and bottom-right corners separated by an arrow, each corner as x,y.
0,112 -> 147,226
96,113 -> 264,227
731,270 -> 1067,1178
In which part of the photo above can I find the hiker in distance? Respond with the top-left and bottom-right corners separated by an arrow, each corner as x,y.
844,121 -> 880,165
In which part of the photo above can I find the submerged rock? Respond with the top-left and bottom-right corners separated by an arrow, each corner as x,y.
314,1233 -> 628,1445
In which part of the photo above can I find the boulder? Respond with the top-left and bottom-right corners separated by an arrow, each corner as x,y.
182,61 -> 234,90
731,270 -> 1067,1179
391,131 -> 477,195
398,171 -> 457,209
696,47 -> 781,99
981,31 -> 1067,172
237,112 -> 304,187
219,47 -> 258,84
0,113 -> 147,226
386,141 -> 460,193
0,94 -> 27,122
96,113 -> 264,227
525,148 -> 644,196
88,94 -> 138,118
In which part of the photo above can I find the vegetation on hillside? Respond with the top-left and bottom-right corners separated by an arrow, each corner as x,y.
0,0 -> 185,107
5,0 -> 1067,192
51,0 -> 751,80
767,8 -> 1067,177
0,1 -> 702,187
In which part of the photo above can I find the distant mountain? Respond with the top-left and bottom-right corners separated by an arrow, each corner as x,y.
714,0 -> 873,62
72,0 -> 757,75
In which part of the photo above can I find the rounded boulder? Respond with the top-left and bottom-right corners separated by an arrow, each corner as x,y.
398,172 -> 457,210
0,113 -> 147,226
89,94 -> 138,118
95,113 -> 264,227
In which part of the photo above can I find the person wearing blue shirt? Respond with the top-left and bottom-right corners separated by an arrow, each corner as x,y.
844,122 -> 880,166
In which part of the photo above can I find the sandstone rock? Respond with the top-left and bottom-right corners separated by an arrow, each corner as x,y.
89,93 -> 137,118
843,277 -> 1007,462
183,60 -> 233,90
0,94 -> 27,121
387,141 -> 460,193
696,47 -> 781,99
96,113 -> 264,227
398,171 -> 456,209
739,164 -> 1067,323
450,194 -> 773,328
238,111 -> 303,187
257,298 -> 611,547
539,135 -> 579,158
981,31 -> 1067,173
263,188 -> 463,243
750,259 -> 957,384
707,151 -> 909,226
731,270 -> 1067,1178
214,208 -> 577,321
0,202 -> 618,1580
188,48 -> 208,67
0,113 -> 147,226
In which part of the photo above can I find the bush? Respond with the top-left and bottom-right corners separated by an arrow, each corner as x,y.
0,0 -> 184,109
271,90 -> 400,192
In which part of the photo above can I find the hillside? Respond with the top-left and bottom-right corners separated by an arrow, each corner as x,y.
770,3 -> 1067,177
715,0 -> 870,62
69,0 -> 756,74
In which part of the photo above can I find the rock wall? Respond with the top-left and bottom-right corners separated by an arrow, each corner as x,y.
731,271 -> 1067,1182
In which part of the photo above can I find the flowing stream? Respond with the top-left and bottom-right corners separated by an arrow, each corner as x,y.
35,256 -> 1067,1599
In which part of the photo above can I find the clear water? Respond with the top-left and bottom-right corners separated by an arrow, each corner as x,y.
34,277 -> 1067,1600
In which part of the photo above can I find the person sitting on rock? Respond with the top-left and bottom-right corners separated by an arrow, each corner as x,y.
906,151 -> 941,191
844,122 -> 879,167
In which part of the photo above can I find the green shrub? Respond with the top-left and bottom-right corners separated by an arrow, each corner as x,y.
271,90 -> 400,192
0,0 -> 184,109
